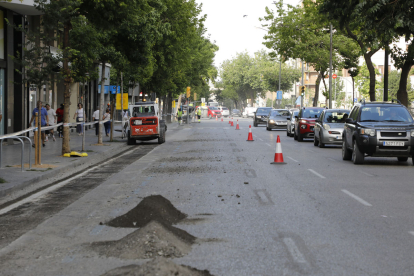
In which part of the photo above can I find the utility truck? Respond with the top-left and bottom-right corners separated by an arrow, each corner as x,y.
126,101 -> 166,145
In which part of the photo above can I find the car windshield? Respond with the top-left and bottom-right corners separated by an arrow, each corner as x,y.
271,110 -> 290,116
360,106 -> 413,122
233,109 -> 240,112
132,106 -> 155,117
323,111 -> 350,123
209,107 -> 218,110
302,109 -> 323,118
257,108 -> 271,113
222,107 -> 228,110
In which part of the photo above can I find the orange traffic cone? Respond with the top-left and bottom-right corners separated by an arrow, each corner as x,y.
271,135 -> 286,164
216,115 -> 218,121
229,119 -> 231,124
221,117 -> 223,122
247,125 -> 254,141
236,120 -> 240,130
230,121 -> 234,126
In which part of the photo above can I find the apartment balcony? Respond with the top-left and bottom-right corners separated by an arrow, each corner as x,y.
0,0 -> 46,15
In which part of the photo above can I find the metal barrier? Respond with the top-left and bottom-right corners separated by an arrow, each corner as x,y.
0,136 -> 32,172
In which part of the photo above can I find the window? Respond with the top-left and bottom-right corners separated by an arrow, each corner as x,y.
132,106 -> 155,117
272,110 -> 290,116
302,109 -> 323,118
349,106 -> 359,121
323,111 -> 350,123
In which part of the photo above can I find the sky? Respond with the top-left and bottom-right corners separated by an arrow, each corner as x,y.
195,0 -> 301,69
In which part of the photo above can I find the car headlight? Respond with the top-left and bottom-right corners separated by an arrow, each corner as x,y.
323,124 -> 330,130
300,119 -> 307,124
360,128 -> 376,136
269,120 -> 275,123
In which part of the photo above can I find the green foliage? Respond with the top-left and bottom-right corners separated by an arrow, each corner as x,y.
384,70 -> 414,103
219,50 -> 300,108
354,62 -> 382,100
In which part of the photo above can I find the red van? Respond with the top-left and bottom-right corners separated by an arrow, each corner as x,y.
207,106 -> 222,119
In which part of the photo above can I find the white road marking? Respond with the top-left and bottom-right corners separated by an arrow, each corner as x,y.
287,156 -> 298,162
266,143 -> 272,147
308,169 -> 326,179
0,148 -> 138,216
409,231 -> 414,236
283,238 -> 307,264
341,189 -> 372,207
258,138 -> 263,141
360,171 -> 374,177
327,157 -> 337,162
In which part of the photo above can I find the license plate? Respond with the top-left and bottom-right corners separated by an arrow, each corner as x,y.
383,141 -> 404,146
135,120 -> 142,125
278,122 -> 287,125
336,136 -> 342,140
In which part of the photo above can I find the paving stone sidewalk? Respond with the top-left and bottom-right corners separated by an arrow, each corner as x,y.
0,126 -> 132,197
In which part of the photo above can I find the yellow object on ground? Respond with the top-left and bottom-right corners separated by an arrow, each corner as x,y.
63,152 -> 88,157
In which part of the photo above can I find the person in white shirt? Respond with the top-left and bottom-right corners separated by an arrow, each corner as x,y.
92,106 -> 100,136
73,103 -> 85,135
45,104 -> 57,141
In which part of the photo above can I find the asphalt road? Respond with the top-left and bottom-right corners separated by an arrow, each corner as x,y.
0,117 -> 414,275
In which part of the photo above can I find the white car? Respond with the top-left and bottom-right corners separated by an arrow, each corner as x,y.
244,107 -> 257,118
218,106 -> 230,117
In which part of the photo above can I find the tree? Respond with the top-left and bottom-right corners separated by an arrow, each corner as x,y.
262,0 -> 359,107
385,70 -> 414,104
318,0 -> 388,102
354,62 -> 382,101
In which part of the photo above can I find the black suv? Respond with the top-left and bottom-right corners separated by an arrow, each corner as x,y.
253,107 -> 272,127
342,100 -> 414,164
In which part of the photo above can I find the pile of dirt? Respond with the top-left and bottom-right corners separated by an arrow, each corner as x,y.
106,195 -> 187,228
91,221 -> 195,259
101,257 -> 213,276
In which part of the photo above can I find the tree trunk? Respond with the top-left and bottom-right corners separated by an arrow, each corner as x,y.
397,60 -> 412,107
352,76 -> 355,104
98,62 -> 106,144
364,54 -> 377,101
313,72 -> 323,107
322,77 -> 328,106
162,95 -> 167,121
167,92 -> 172,123
62,22 -> 72,155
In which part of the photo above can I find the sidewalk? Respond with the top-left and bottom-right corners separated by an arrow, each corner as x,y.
0,126 -> 131,198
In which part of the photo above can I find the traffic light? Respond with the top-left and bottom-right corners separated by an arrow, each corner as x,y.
186,87 -> 191,98
140,92 -> 146,102
301,86 -> 305,96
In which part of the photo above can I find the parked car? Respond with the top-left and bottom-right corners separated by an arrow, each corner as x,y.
294,107 -> 325,141
218,106 -> 230,117
253,107 -> 272,127
314,109 -> 350,148
266,109 -> 290,131
286,110 -> 299,137
232,109 -> 241,117
342,100 -> 414,164
207,106 -> 222,119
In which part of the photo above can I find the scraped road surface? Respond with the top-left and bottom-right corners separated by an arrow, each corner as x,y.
1,118 -> 414,275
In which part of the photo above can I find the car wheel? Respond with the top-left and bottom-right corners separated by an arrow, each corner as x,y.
286,129 -> 290,136
294,129 -> 298,140
209,114 -> 212,119
352,140 -> 364,164
127,130 -> 135,145
290,128 -> 294,137
158,128 -> 165,144
254,121 -> 258,127
397,157 -> 408,162
313,134 -> 319,146
267,125 -> 271,131
318,132 -> 325,148
297,131 -> 303,142
342,140 -> 352,160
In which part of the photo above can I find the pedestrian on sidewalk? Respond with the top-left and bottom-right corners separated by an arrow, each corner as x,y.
103,108 -> 111,136
73,103 -> 85,136
29,101 -> 49,147
92,106 -> 100,136
197,107 -> 201,123
45,103 -> 57,141
56,104 -> 64,137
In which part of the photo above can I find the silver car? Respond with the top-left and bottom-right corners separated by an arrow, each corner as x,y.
313,109 -> 350,147
286,109 -> 299,137
266,109 -> 290,131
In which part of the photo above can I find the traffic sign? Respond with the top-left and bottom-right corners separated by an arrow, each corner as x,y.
354,98 -> 357,103
333,74 -> 337,79
276,90 -> 283,100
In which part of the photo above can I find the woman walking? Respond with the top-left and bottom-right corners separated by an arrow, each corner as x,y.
103,108 -> 111,136
73,103 -> 85,135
